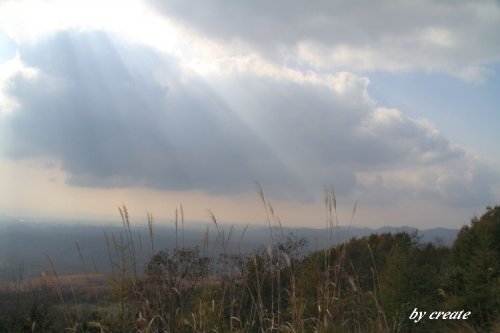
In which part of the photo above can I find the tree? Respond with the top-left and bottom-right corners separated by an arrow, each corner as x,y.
145,246 -> 210,331
450,206 -> 500,332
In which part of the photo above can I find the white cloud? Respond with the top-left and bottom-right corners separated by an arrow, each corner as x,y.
0,2 -> 498,212
419,27 -> 455,47
1,0 -> 144,43
366,108 -> 405,127
450,65 -> 494,83
0,55 -> 38,114
4,0 -> 498,83
148,0 -> 500,82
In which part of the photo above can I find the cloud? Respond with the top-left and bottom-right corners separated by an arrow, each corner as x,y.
360,107 -> 464,165
354,159 -> 499,206
0,56 -> 39,114
1,31 -> 298,196
0,26 -> 17,62
147,0 -> 500,81
0,30 -> 497,206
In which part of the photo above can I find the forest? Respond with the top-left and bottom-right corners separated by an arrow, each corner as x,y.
0,204 -> 498,333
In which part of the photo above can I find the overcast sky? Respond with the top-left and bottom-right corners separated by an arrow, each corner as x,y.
1,0 -> 499,228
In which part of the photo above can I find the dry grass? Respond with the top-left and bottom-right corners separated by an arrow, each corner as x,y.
3,187 -> 496,333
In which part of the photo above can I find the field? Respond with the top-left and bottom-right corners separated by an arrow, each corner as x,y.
0,202 -> 498,332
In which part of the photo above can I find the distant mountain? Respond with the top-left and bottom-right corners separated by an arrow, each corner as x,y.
0,218 -> 458,282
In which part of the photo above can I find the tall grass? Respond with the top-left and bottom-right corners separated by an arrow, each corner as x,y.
16,187 -> 486,333
35,188 -> 391,333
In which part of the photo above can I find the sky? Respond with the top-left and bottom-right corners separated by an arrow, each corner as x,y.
0,0 -> 499,229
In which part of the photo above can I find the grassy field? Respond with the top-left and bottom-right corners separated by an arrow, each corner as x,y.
0,198 -> 498,332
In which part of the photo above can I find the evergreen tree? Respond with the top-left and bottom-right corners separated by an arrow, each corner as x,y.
451,206 -> 500,332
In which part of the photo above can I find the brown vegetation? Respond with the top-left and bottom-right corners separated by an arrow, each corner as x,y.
0,198 -> 498,332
